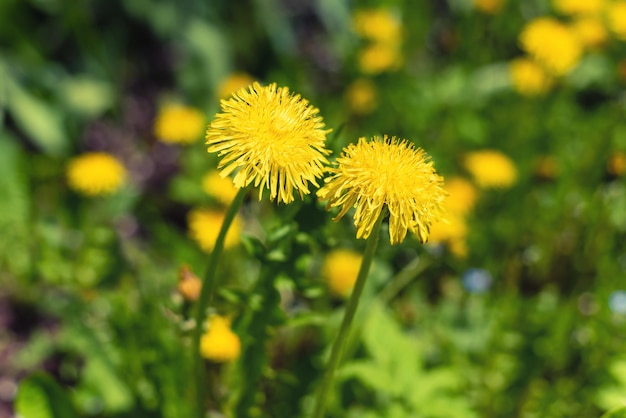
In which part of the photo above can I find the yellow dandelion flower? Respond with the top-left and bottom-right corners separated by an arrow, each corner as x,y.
552,0 -> 606,15
519,17 -> 583,75
352,9 -> 402,44
206,82 -> 331,204
66,152 -> 127,196
358,43 -> 402,74
509,57 -> 554,97
177,264 -> 202,302
429,212 -> 468,244
572,17 -> 609,49
202,170 -> 239,206
444,177 -> 478,215
474,0 -> 505,15
322,249 -> 363,298
318,136 -> 446,245
154,104 -> 205,145
607,151 -> 626,176
345,78 -> 378,115
464,150 -> 518,189
607,2 -> 626,41
200,315 -> 241,363
188,208 -> 242,253
217,72 -> 256,99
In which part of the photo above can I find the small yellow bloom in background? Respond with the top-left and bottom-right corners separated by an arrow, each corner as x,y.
322,249 -> 363,298
188,208 -> 242,253
428,213 -> 469,258
509,57 -> 553,97
444,177 -> 478,215
464,150 -> 518,189
607,2 -> 626,41
345,78 -> 378,115
571,16 -> 609,49
352,9 -> 402,44
154,104 -> 205,145
217,72 -> 256,100
318,136 -> 446,245
519,17 -> 583,76
358,43 -> 402,75
607,151 -> 626,176
66,152 -> 127,196
206,82 -> 331,204
202,170 -> 239,206
474,0 -> 505,15
552,0 -> 606,16
200,315 -> 241,363
177,264 -> 202,302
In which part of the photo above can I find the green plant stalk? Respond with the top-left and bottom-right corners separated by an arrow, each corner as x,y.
311,212 -> 385,418
192,186 -> 248,418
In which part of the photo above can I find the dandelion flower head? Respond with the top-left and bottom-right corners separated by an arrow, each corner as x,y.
474,0 -> 505,15
206,82 -> 331,204
66,152 -> 127,196
318,136 -> 446,245
464,150 -> 518,189
154,104 -> 205,145
510,57 -> 554,96
519,17 -> 583,76
352,9 -> 402,44
444,177 -> 478,215
358,43 -> 402,74
345,78 -> 378,115
217,72 -> 256,100
571,16 -> 609,49
200,315 -> 241,363
322,249 -> 363,298
188,208 -> 242,253
607,2 -> 626,41
202,170 -> 239,206
428,212 -> 468,258
552,0 -> 606,16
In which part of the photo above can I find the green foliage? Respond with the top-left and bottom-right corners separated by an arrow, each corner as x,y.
15,373 -> 78,418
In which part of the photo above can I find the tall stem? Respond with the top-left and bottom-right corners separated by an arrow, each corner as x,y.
311,212 -> 385,418
192,187 -> 248,418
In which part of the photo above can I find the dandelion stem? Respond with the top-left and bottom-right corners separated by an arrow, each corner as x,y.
192,186 -> 247,418
311,211 -> 385,418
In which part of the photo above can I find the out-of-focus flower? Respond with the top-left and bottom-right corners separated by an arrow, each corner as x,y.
607,2 -> 626,41
322,249 -> 363,298
534,155 -> 560,180
358,43 -> 402,74
352,9 -> 402,44
318,136 -> 445,245
444,177 -> 478,215
217,72 -> 256,100
572,17 -> 609,49
177,264 -> 202,302
474,0 -> 505,14
66,152 -> 127,196
428,213 -> 469,258
345,78 -> 378,115
206,82 -> 331,204
202,170 -> 239,206
607,151 -> 626,176
519,17 -> 583,76
188,208 -> 242,253
609,290 -> 626,314
462,268 -> 493,293
464,150 -> 518,189
510,57 -> 553,96
552,0 -> 606,16
200,315 -> 241,362
154,104 -> 205,145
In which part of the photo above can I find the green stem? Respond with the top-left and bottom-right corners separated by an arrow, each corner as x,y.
192,187 -> 248,418
379,256 -> 430,304
311,212 -> 385,418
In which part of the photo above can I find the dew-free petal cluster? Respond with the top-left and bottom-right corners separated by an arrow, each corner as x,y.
510,58 -> 554,97
464,150 -> 518,189
154,104 -> 205,145
66,152 -> 127,196
188,208 -> 242,253
318,136 -> 446,245
322,249 -> 363,298
199,315 -> 241,363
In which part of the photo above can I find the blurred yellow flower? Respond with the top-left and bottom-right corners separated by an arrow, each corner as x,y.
188,208 -> 242,253
200,315 -> 241,363
352,9 -> 402,44
322,249 -> 363,298
206,82 -> 331,204
444,177 -> 478,215
474,0 -> 505,14
519,17 -> 583,75
509,57 -> 553,96
318,136 -> 446,245
428,213 -> 469,258
607,2 -> 626,40
464,150 -> 518,189
571,16 -> 609,48
358,43 -> 402,74
177,264 -> 202,302
345,78 -> 378,115
202,170 -> 238,206
154,104 -> 205,145
607,151 -> 626,176
66,152 -> 127,196
217,72 -> 256,99
552,0 -> 606,15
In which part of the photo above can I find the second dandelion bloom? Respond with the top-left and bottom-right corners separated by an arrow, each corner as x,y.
464,150 -> 518,189
318,136 -> 446,245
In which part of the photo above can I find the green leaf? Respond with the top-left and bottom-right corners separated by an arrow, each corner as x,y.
15,373 -> 78,418
61,76 -> 113,117
602,406 -> 626,418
